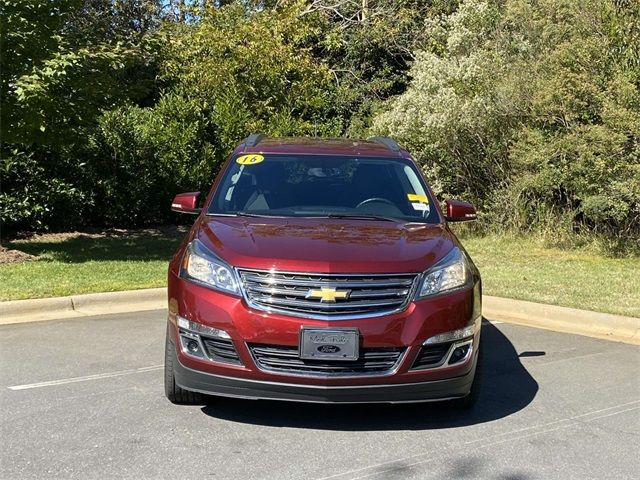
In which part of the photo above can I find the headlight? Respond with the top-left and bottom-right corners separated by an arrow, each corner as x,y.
417,247 -> 470,298
180,239 -> 240,295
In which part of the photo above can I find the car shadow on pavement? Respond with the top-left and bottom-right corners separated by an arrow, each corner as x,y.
200,321 -> 540,430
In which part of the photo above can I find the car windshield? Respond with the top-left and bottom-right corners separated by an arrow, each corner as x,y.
208,154 -> 440,223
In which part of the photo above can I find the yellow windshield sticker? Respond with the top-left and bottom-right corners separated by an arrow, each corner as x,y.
407,193 -> 429,203
236,154 -> 264,165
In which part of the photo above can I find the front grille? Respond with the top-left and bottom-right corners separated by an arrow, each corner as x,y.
238,269 -> 419,318
411,342 -> 453,369
249,344 -> 405,376
202,337 -> 241,364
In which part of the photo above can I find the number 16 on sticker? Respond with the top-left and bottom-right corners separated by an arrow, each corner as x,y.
236,154 -> 264,165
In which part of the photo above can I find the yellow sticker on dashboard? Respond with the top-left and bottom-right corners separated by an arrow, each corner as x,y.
236,154 -> 265,165
407,193 -> 429,203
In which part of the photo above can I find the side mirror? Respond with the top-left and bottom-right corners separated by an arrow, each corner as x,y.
444,199 -> 477,222
171,192 -> 201,215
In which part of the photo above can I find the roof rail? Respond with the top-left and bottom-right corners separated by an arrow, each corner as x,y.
367,136 -> 401,152
244,133 -> 265,150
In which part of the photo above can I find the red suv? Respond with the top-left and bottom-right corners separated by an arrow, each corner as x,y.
165,135 -> 482,407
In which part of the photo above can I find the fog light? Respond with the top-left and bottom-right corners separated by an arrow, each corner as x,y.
179,333 -> 206,359
448,343 -> 471,365
186,340 -> 199,353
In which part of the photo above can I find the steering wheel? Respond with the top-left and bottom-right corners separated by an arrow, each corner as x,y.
356,197 -> 397,209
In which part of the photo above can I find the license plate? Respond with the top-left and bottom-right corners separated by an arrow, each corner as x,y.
300,328 -> 359,361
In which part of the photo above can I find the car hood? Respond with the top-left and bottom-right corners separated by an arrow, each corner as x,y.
196,216 -> 456,274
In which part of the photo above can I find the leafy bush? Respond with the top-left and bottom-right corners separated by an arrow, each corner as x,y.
159,4 -> 340,142
1,0 -> 638,254
0,149 -> 87,230
91,96 -> 215,225
1,2 -> 340,231
1,0 -> 159,233
82,3 -> 341,226
375,0 -> 640,248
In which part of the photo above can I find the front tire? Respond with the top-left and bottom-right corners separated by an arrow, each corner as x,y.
164,337 -> 202,404
451,342 -> 483,410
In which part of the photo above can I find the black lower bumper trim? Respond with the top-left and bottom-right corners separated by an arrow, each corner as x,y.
173,347 -> 476,404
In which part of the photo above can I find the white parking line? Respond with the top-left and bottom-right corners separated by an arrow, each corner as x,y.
7,365 -> 163,391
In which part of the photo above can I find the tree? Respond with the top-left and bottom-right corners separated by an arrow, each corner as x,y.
0,0 -> 160,230
89,2 -> 340,225
375,0 -> 640,248
302,0 -> 460,136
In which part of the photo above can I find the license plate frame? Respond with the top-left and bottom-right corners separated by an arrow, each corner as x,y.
299,328 -> 359,361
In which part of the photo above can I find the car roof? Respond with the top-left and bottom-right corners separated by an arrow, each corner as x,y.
233,137 -> 411,159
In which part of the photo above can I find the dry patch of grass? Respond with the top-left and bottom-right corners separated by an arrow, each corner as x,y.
0,246 -> 35,264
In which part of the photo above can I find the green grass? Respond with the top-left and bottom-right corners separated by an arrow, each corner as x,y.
1,230 -> 638,318
0,232 -> 183,301
459,234 -> 640,318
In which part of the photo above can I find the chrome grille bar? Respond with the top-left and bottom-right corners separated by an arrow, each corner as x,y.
251,295 -> 405,310
237,268 -> 419,319
241,272 -> 415,288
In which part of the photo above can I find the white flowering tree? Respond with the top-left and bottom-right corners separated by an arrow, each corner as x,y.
375,0 -> 640,246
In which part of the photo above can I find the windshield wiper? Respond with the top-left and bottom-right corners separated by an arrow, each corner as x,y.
208,212 -> 402,222
323,213 -> 400,222
206,212 -> 279,218
235,212 -> 276,218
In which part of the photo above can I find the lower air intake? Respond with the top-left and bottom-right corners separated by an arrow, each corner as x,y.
248,344 -> 405,376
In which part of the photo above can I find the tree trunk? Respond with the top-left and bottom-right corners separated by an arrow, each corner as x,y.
361,0 -> 369,22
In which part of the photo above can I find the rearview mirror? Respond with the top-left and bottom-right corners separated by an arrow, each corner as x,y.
171,192 -> 201,214
444,199 -> 476,222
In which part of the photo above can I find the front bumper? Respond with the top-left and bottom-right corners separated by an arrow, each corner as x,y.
168,271 -> 482,403
171,340 -> 478,403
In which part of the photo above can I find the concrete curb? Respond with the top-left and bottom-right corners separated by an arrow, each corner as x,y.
1,288 -> 638,345
483,295 -> 640,345
0,288 -> 166,325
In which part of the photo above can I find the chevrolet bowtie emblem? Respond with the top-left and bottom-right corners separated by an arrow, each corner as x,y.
306,287 -> 351,303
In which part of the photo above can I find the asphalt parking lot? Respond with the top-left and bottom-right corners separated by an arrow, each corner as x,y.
1,311 -> 638,480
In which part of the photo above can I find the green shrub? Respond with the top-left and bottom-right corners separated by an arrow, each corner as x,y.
2,0 -> 638,253
0,148 -> 87,230
374,0 -> 640,250
91,96 -> 215,225
82,3 -> 341,226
